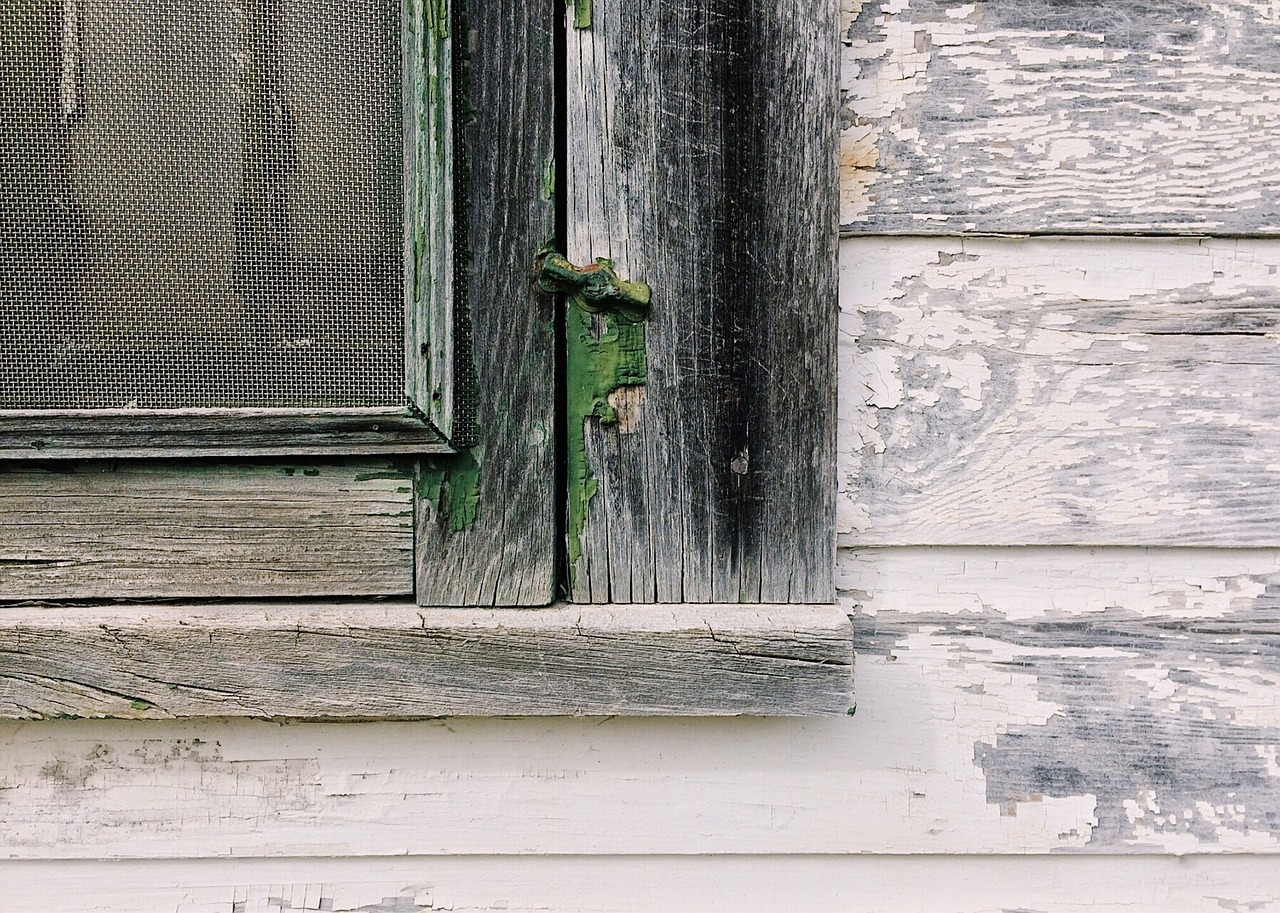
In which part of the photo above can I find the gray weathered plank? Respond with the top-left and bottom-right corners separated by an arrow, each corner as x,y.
565,0 -> 839,603
0,408 -> 449,459
414,1 -> 557,605
404,0 -> 458,439
842,236 -> 1280,547
841,0 -> 1280,234
0,461 -> 413,598
0,603 -> 853,718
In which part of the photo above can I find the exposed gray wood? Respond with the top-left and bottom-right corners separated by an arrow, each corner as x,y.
842,545 -> 1280,852
0,603 -> 853,718
842,236 -> 1280,547
0,408 -> 449,458
0,461 -> 413,598
841,0 -> 1280,235
565,0 -> 839,603
413,1 -> 557,606
403,0 -> 458,439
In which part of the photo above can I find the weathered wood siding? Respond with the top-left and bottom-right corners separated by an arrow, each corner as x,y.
0,461 -> 413,598
840,0 -> 1280,234
9,1 -> 1280,908
10,855 -> 1280,911
8,856 -> 1280,912
840,237 -> 1280,546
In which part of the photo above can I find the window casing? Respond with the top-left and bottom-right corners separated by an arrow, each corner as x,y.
0,0 -> 850,718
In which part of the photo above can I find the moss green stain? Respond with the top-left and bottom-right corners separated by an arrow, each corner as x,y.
424,0 -> 449,38
564,289 -> 649,587
419,447 -> 482,532
542,155 -> 556,201
570,0 -> 591,28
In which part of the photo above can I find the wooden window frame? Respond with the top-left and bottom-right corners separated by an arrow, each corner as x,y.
0,0 -> 462,459
0,0 -> 853,719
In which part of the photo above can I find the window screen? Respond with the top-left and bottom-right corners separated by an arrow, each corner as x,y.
0,0 -> 404,409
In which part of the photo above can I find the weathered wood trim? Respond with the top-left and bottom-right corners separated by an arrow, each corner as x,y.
0,603 -> 853,718
564,0 -> 839,603
413,1 -> 558,606
0,408 -> 450,459
0,460 -> 415,599
403,0 -> 461,441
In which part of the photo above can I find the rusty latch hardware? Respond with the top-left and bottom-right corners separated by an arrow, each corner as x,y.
535,253 -> 651,324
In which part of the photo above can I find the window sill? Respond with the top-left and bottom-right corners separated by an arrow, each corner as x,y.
0,603 -> 854,719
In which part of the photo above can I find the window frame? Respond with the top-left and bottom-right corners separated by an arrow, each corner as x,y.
0,0 -> 461,458
0,0 -> 853,719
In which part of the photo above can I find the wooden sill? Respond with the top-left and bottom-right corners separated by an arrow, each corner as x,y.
0,603 -> 854,719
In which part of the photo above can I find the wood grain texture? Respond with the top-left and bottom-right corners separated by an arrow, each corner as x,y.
0,408 -> 449,459
0,603 -> 852,719
414,0 -> 557,606
841,236 -> 1280,547
8,547 -> 1280,858
404,0 -> 458,438
9,855 -> 1280,912
566,0 -> 839,603
0,461 -> 413,598
840,0 -> 1280,234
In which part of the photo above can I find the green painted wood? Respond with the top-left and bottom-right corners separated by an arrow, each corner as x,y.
413,0 -> 557,605
404,0 -> 460,440
564,0 -> 839,603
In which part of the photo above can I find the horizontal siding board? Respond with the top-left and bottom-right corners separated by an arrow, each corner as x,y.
840,0 -> 1280,234
841,236 -> 1280,547
7,855 -> 1280,912
4,548 -> 1280,857
0,462 -> 414,598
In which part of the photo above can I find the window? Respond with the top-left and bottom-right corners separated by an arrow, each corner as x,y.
0,0 -> 852,718
2,0 -> 459,455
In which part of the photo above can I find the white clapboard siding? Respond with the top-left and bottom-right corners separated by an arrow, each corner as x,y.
6,855 -> 1280,913
840,236 -> 1280,547
840,0 -> 1280,233
4,547 -> 1280,858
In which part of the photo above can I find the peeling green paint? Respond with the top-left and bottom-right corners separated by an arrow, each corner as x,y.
419,447 -> 483,532
130,699 -> 154,712
570,0 -> 592,29
352,468 -> 408,483
542,155 -> 556,201
562,268 -> 650,586
424,0 -> 449,38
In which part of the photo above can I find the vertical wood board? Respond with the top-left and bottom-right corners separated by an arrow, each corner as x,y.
566,0 -> 839,603
404,0 -> 457,437
414,1 -> 557,605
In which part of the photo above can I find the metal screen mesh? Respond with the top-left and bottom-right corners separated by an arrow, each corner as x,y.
0,0 -> 404,409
